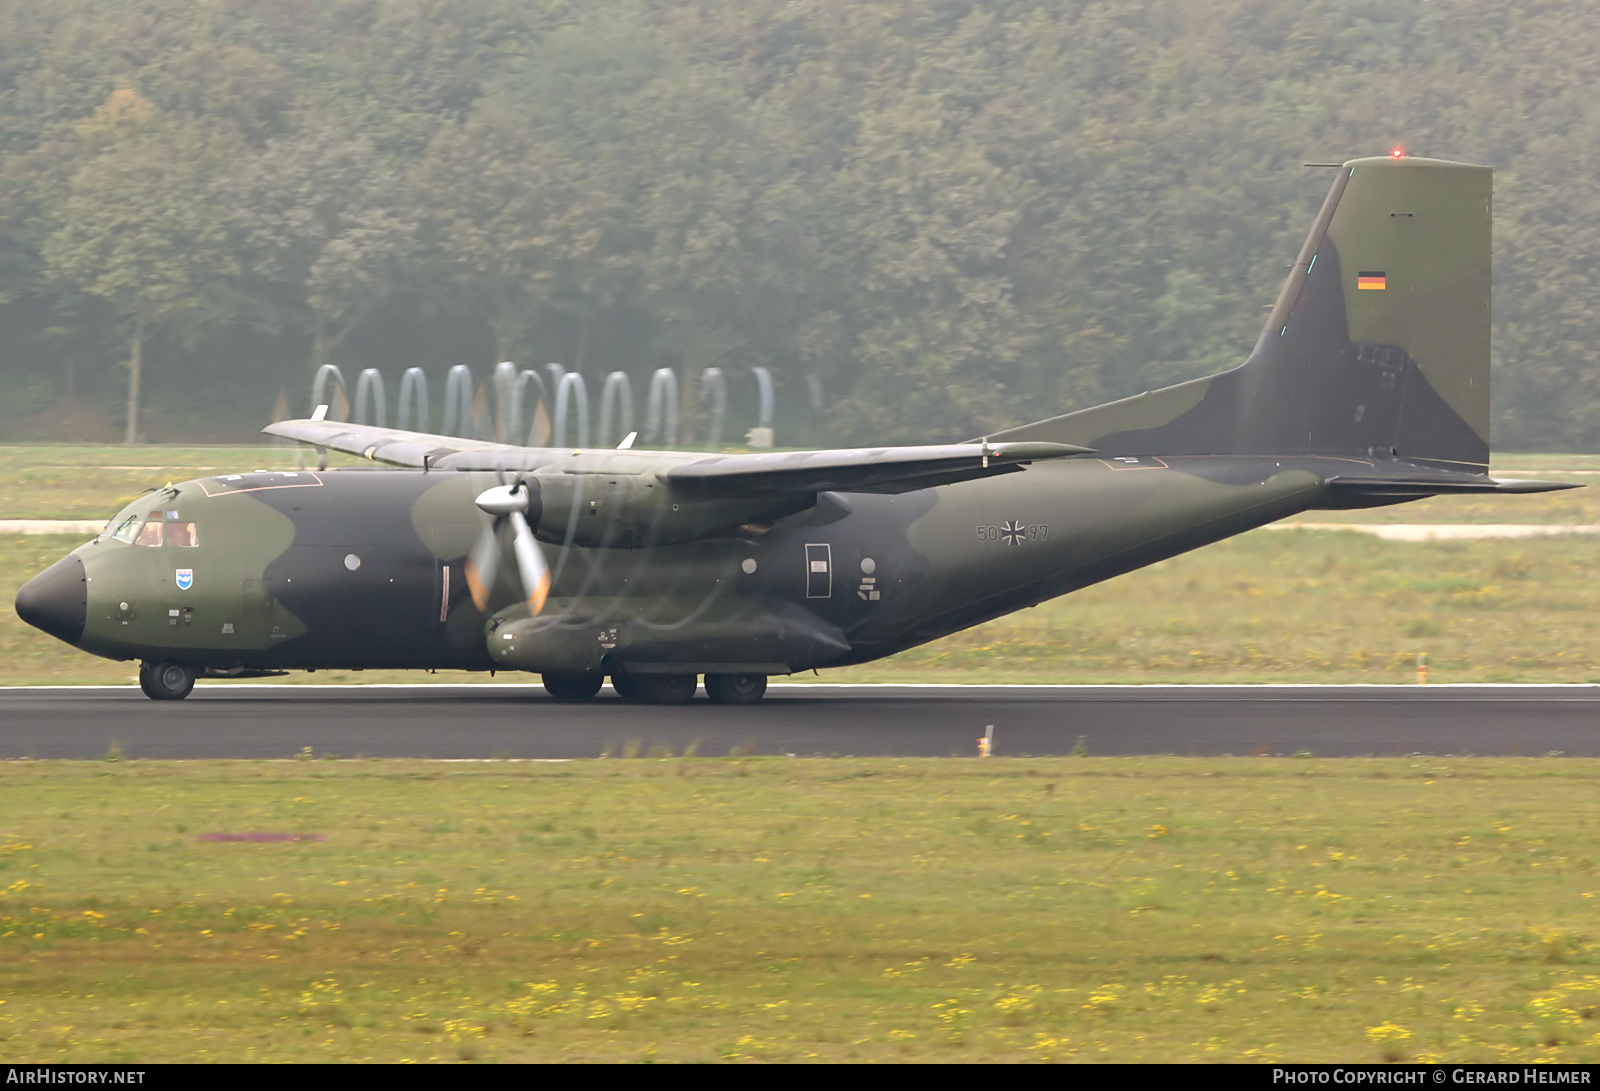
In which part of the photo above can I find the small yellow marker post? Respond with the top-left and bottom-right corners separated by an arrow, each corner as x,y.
1417,652 -> 1428,685
977,724 -> 994,758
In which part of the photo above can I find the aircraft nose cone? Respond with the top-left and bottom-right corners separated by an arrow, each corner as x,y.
15,553 -> 87,646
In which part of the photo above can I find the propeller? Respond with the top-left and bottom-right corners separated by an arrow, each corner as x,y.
465,475 -> 551,616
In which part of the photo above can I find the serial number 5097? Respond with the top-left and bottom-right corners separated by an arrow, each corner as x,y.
976,523 -> 1049,543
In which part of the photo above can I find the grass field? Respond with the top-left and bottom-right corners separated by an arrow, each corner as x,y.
2,757 -> 1598,1063
0,444 -> 359,520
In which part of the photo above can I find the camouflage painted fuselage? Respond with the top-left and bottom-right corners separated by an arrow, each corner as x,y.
64,453 -> 1346,676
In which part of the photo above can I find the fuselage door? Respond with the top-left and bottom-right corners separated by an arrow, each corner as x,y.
805,543 -> 832,599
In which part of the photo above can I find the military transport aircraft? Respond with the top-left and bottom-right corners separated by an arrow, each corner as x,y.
15,155 -> 1576,703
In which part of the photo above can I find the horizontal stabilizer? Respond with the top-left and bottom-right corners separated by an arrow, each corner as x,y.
1326,472 -> 1578,498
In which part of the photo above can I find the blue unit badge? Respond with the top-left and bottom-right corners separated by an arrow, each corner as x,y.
175,569 -> 194,591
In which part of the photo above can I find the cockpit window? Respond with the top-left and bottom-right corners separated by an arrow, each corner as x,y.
111,517 -> 141,544
129,519 -> 199,547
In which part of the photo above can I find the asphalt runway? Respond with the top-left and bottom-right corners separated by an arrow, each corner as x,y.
3,683 -> 1599,760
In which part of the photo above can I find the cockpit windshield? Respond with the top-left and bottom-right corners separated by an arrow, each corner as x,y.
108,510 -> 199,547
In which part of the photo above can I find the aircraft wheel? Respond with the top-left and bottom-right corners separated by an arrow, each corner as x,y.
611,670 -> 697,705
638,673 -> 698,705
704,673 -> 767,705
542,671 -> 603,700
139,660 -> 197,701
609,670 -> 645,702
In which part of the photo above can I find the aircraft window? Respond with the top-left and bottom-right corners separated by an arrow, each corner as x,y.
135,521 -> 164,547
111,517 -> 142,544
166,522 -> 198,547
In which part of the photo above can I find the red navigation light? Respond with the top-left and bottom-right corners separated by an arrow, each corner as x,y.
1390,147 -> 1405,159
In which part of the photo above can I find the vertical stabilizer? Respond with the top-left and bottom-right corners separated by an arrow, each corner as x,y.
993,156 -> 1492,470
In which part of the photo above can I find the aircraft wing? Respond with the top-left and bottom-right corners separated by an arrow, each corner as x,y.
263,419 -> 1091,493
664,442 -> 1091,496
263,419 -> 517,469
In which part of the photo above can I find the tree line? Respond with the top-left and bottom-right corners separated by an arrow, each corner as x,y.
1,0 -> 1597,448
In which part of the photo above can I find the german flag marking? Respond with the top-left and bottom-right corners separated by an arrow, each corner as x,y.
1357,271 -> 1387,291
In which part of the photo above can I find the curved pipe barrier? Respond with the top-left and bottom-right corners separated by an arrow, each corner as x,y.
491,361 -> 517,441
397,368 -> 429,432
310,364 -> 347,420
509,369 -> 549,446
699,367 -> 727,450
552,371 -> 591,448
752,367 -> 775,430
644,368 -> 679,448
312,362 -> 811,450
353,368 -> 387,427
441,364 -> 474,438
597,371 -> 634,448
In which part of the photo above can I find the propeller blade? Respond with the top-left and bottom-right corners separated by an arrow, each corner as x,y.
464,521 -> 500,612
469,477 -> 546,612
509,511 -> 552,614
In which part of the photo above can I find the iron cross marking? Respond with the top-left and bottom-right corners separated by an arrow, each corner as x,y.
1000,520 -> 1025,545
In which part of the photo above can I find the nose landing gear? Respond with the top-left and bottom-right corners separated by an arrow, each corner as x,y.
139,660 -> 197,701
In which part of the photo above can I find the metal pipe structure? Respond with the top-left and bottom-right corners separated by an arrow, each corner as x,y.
441,364 -> 474,439
397,367 -> 429,432
490,361 -> 517,442
597,371 -> 634,448
644,368 -> 679,449
311,362 -> 805,449
310,364 -> 347,419
508,369 -> 549,447
699,367 -> 727,450
748,367 -> 774,431
552,371 -> 591,448
353,368 -> 387,427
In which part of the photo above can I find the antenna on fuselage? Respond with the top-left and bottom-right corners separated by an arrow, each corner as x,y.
617,431 -> 637,450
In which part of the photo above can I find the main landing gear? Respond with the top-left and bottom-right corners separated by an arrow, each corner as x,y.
139,660 -> 197,701
606,670 -> 769,705
541,672 -> 605,700
704,673 -> 767,705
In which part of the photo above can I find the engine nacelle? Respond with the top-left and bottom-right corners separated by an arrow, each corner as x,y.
529,474 -> 808,549
488,599 -> 850,674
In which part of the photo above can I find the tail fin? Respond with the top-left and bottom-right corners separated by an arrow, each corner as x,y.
992,156 -> 1491,471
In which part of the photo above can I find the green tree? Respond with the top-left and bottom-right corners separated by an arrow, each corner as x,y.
224,120 -> 420,380
42,101 -> 240,442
